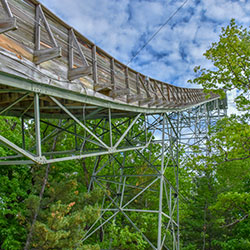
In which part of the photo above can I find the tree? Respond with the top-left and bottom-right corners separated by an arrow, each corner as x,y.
0,118 -> 31,250
182,19 -> 250,250
189,19 -> 250,111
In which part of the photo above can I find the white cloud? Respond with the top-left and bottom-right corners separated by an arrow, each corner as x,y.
39,0 -> 249,114
227,89 -> 239,116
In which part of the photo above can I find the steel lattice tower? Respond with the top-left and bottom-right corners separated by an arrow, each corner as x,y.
0,0 -> 227,249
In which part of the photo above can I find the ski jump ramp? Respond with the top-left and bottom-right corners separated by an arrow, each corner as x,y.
0,1 -> 227,249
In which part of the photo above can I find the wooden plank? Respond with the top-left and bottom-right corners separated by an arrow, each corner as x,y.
140,97 -> 154,106
34,4 -> 62,64
0,0 -> 17,33
68,65 -> 92,81
127,94 -> 144,103
1,0 -> 13,17
33,46 -> 61,64
109,88 -> 130,98
94,83 -> 112,92
110,57 -> 115,95
0,17 -> 17,33
92,45 -> 97,85
36,4 -> 57,48
125,67 -> 129,103
6,0 -> 35,50
139,75 -> 151,97
0,34 -> 32,60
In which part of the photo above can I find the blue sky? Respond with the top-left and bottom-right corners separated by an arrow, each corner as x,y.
39,0 -> 250,114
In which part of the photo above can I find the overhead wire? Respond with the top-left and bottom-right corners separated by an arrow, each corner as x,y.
126,0 -> 190,66
11,0 -> 190,68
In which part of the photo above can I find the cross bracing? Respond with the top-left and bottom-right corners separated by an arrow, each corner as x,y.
0,0 -> 228,249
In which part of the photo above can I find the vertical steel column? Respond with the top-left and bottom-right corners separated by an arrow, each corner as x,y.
34,93 -> 42,157
157,113 -> 165,249
21,117 -> 26,150
176,112 -> 180,250
109,108 -> 113,148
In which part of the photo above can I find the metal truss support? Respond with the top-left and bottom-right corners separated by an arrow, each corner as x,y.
0,93 -> 153,166
0,85 -> 227,249
82,112 -> 181,249
80,99 -> 226,249
34,93 -> 42,157
158,114 -> 165,249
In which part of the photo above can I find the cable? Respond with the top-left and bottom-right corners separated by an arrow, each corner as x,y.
126,0 -> 190,66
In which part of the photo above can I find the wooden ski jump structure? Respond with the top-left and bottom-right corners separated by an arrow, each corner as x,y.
0,0 -> 227,249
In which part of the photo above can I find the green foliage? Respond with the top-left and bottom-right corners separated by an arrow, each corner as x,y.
189,19 -> 250,111
25,162 -> 104,249
101,220 -> 147,250
182,18 -> 250,250
2,19 -> 250,248
0,118 -> 31,249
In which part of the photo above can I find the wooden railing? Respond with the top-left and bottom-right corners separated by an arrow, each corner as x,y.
0,0 -> 218,109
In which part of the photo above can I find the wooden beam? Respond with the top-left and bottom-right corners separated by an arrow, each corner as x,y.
110,58 -> 115,97
139,75 -> 151,98
68,29 -> 91,80
34,4 -> 61,64
127,94 -> 144,103
94,83 -> 113,92
0,17 -> 17,33
92,45 -> 98,85
68,65 -> 92,81
150,98 -> 164,106
109,88 -> 130,98
34,47 -> 61,65
0,0 -> 17,33
139,97 -> 153,106
136,73 -> 141,95
125,67 -> 129,103
36,4 -> 58,48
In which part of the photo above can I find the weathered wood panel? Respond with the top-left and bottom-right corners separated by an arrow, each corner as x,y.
0,0 -> 219,110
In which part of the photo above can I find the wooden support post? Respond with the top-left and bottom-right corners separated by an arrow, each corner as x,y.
155,81 -> 167,103
136,73 -> 140,96
110,58 -> 115,97
127,73 -> 143,103
125,67 -> 129,103
148,80 -> 160,107
0,0 -> 17,33
139,75 -> 153,106
68,28 -> 92,81
140,75 -> 151,98
34,4 -> 61,64
166,85 -> 170,102
92,45 -> 98,86
109,59 -> 129,98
